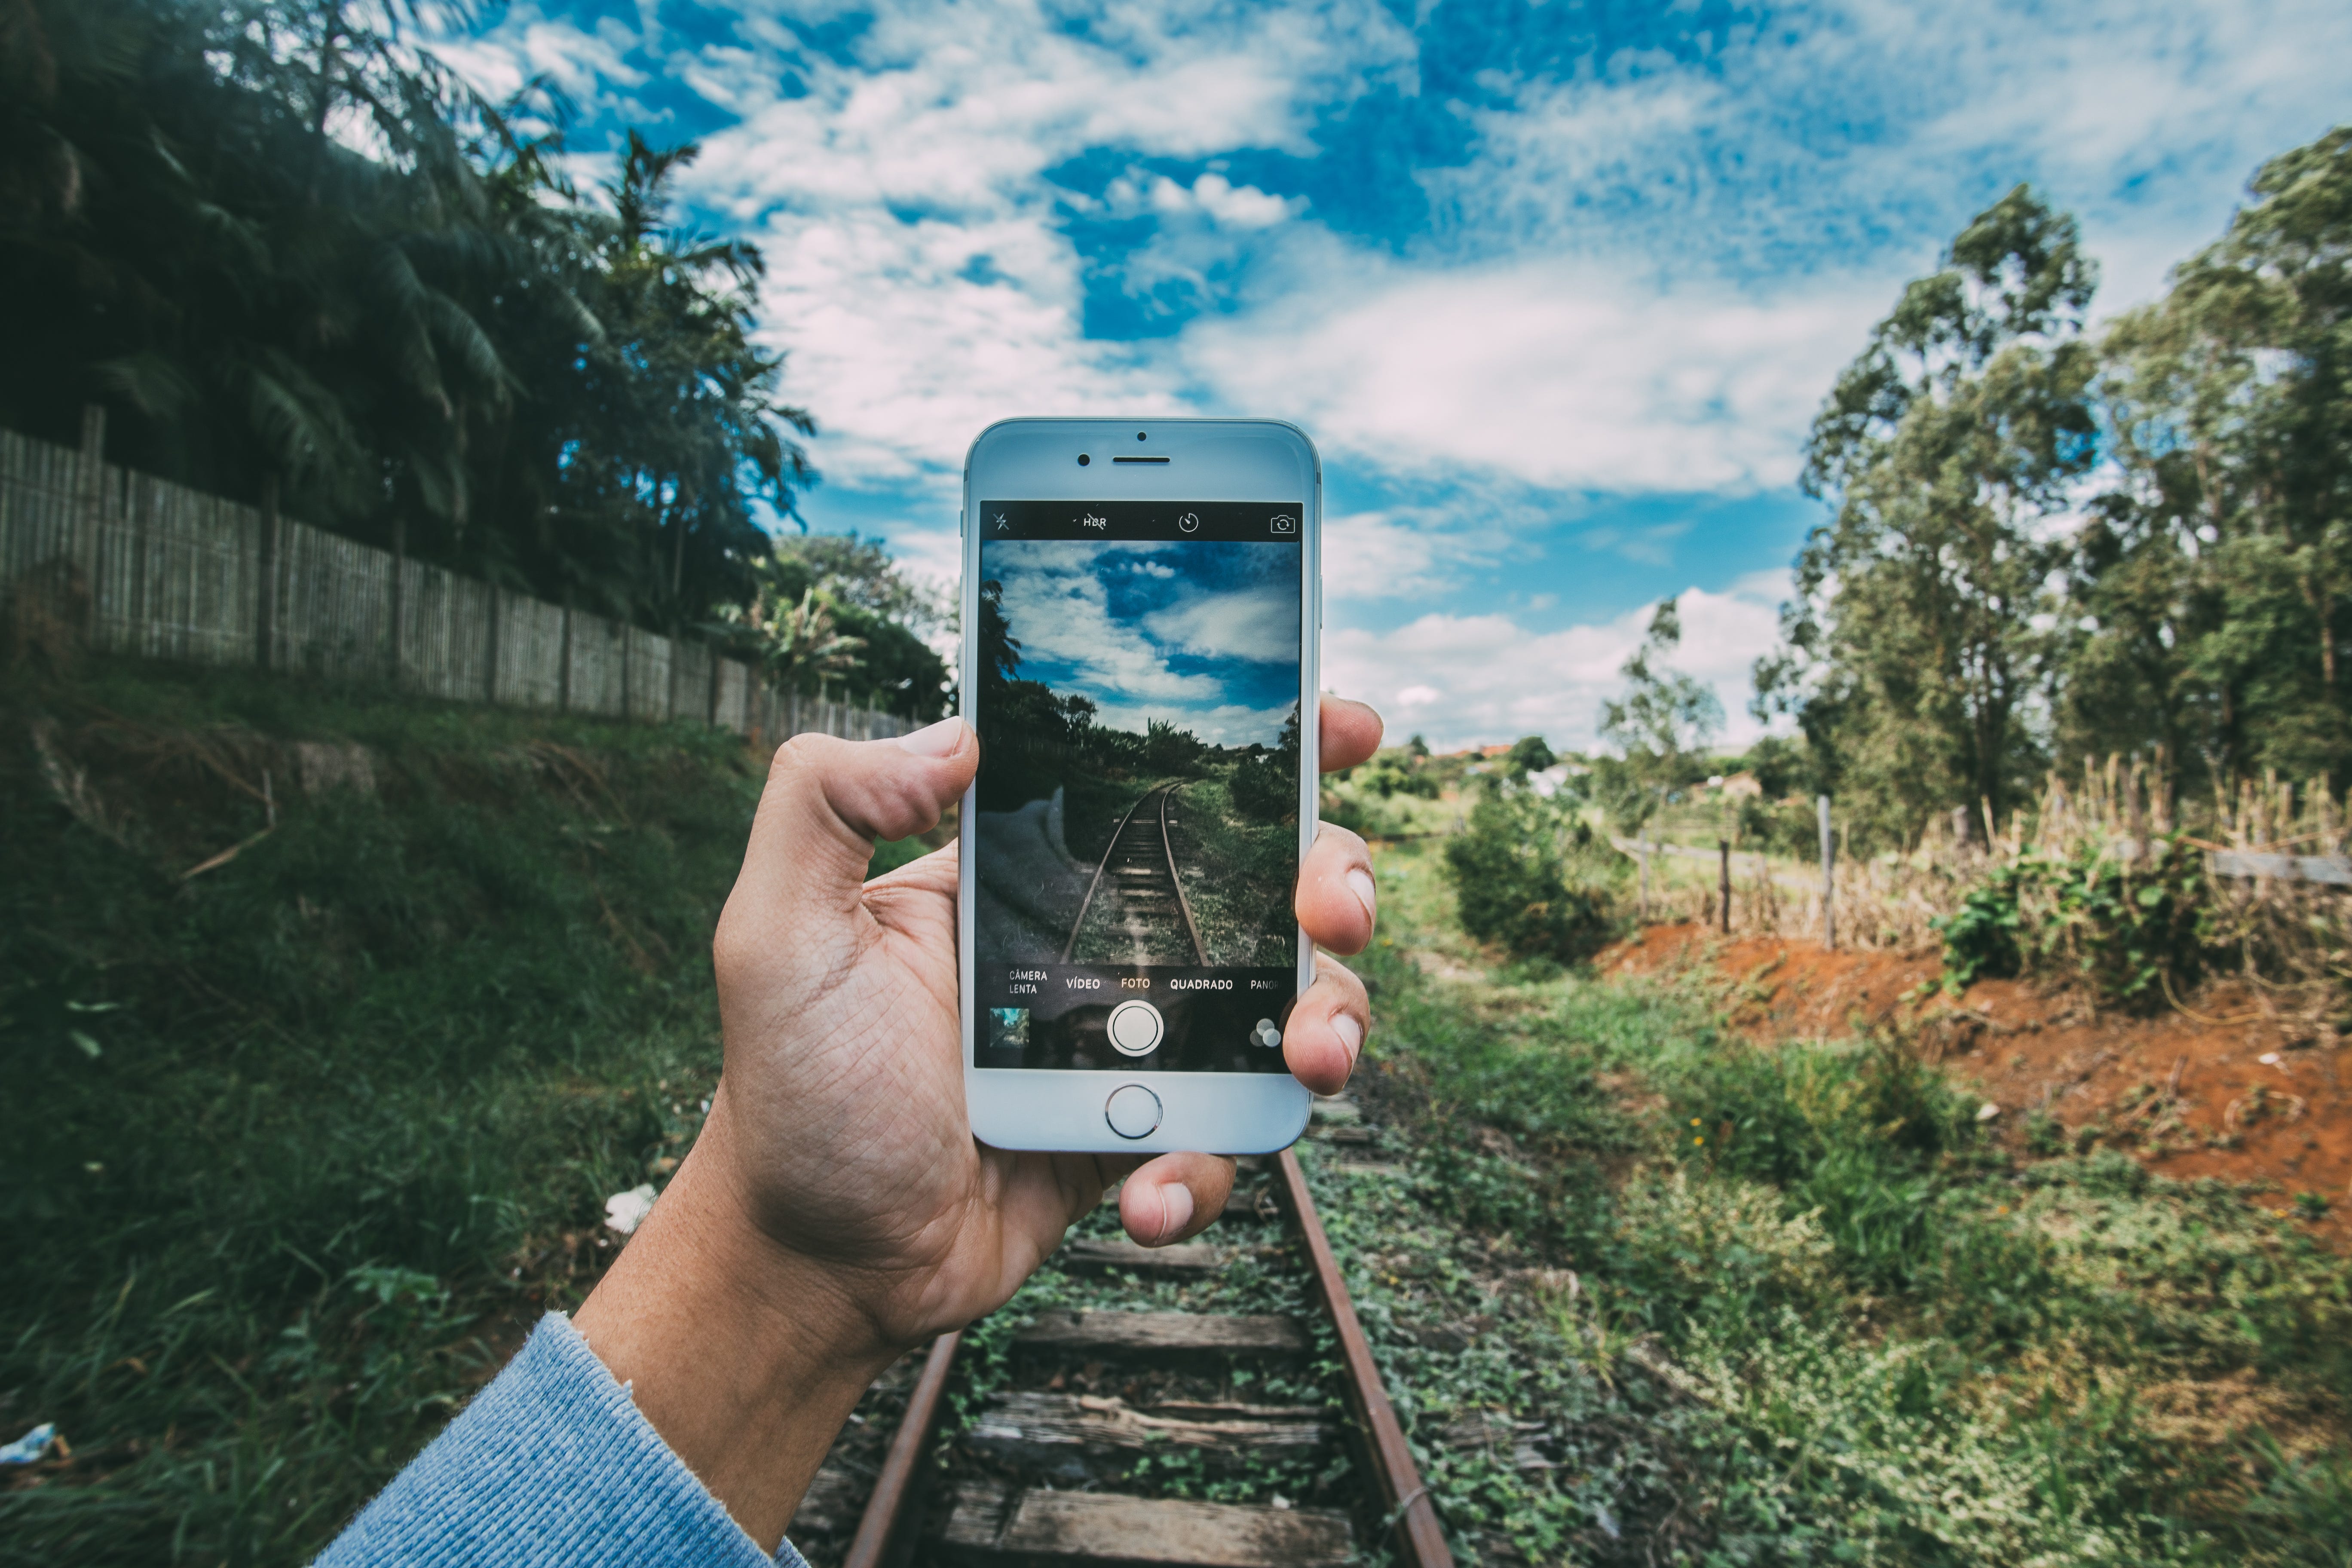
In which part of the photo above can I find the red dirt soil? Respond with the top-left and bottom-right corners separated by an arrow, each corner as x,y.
1602,922 -> 2352,1250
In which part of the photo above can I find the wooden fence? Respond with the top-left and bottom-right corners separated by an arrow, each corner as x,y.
0,416 -> 907,744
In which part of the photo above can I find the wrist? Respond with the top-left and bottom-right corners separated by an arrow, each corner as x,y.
573,1115 -> 900,1550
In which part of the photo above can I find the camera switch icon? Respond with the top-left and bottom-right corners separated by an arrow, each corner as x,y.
1268,514 -> 1296,535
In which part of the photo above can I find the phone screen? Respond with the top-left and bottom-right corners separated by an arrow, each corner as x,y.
971,498 -> 1305,1073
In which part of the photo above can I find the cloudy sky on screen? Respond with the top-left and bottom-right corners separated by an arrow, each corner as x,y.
438,0 -> 2352,752
988,539 -> 1302,748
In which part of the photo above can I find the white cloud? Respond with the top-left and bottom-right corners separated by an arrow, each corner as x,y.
994,546 -> 1222,706
1321,506 -> 1520,602
1432,0 -> 2352,311
668,0 -> 1413,483
1189,258 -> 1877,493
1324,571 -> 1793,754
1144,584 -> 1301,664
440,0 -> 2352,508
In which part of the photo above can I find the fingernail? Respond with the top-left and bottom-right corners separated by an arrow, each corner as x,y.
1155,1184 -> 1194,1246
898,717 -> 965,757
1332,1012 -> 1363,1061
1345,868 -> 1377,923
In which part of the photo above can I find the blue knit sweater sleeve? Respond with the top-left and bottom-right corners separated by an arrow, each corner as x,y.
316,1313 -> 811,1568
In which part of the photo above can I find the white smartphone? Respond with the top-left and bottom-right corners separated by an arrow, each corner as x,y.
958,417 -> 1320,1155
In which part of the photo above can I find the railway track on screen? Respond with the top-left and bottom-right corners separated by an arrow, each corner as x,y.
787,1128 -> 1453,1568
1060,783 -> 1207,968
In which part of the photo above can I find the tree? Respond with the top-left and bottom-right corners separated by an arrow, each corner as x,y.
727,532 -> 949,718
0,0 -> 815,634
714,561 -> 863,697
1757,186 -> 2099,846
2069,129 -> 2352,789
1597,597 -> 1722,833
1504,735 -> 1555,777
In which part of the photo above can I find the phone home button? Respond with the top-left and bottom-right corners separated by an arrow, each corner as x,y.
1105,1084 -> 1162,1140
1106,998 -> 1164,1057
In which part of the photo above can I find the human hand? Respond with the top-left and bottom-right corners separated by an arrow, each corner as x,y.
573,694 -> 1383,1547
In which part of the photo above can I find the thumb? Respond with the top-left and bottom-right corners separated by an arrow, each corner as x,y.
733,718 -> 976,918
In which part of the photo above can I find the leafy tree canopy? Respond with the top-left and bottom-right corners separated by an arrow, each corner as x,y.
1756,184 -> 2099,847
1598,597 -> 1722,833
0,0 -> 819,638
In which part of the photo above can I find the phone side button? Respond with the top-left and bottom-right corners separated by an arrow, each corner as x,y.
1105,1084 -> 1163,1140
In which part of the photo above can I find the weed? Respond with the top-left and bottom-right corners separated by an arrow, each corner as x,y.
1335,836 -> 2352,1565
0,662 -> 758,1565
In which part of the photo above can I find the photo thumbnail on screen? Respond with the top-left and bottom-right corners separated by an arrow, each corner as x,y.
972,499 -> 1305,1072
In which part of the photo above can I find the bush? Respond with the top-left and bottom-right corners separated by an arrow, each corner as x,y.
1228,750 -> 1295,823
1442,791 -> 1615,961
1932,836 -> 2214,1004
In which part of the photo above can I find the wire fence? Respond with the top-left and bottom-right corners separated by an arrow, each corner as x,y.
0,412 -> 906,745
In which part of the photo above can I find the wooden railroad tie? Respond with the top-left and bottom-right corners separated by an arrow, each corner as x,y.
940,1482 -> 1355,1567
1011,1310 -> 1308,1357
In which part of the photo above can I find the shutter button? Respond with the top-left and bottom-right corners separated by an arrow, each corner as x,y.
1106,998 -> 1164,1056
1105,1084 -> 1162,1140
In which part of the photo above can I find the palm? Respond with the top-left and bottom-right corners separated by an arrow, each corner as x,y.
715,838 -> 1105,1342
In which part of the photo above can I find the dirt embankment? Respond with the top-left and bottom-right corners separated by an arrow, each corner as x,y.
1603,923 -> 2352,1249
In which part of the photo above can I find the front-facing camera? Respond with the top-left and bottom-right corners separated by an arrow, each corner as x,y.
1077,453 -> 1090,466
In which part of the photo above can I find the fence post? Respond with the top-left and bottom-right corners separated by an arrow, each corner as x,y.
1818,794 -> 1835,950
1718,839 -> 1731,934
255,473 -> 279,669
75,404 -> 106,582
388,517 -> 406,688
484,584 -> 501,704
557,597 -> 573,711
1637,841 -> 1649,919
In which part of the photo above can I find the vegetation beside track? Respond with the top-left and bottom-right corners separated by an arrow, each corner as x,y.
1328,837 -> 2352,1566
0,662 -> 772,1566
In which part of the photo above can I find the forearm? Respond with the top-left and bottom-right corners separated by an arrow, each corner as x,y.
572,1100 -> 904,1552
316,1312 -> 811,1568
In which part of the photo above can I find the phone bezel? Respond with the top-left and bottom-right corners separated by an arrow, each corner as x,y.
958,417 -> 1320,1155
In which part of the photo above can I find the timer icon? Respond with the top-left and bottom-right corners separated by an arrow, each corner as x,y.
1177,512 -> 1200,533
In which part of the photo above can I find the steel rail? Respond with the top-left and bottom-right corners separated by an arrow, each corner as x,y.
1274,1149 -> 1454,1568
1158,783 -> 1208,965
839,1329 -> 963,1568
1057,785 -> 1165,965
829,1155 -> 1454,1568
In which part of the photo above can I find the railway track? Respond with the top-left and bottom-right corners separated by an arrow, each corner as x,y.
790,1114 -> 1452,1568
1060,784 -> 1206,967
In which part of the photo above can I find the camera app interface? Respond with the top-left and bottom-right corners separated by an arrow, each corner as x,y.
973,499 -> 1303,1072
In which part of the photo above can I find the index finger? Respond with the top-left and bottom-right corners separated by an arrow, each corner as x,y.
1318,694 -> 1382,773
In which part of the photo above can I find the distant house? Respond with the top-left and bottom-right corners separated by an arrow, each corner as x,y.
1479,743 -> 1514,759
1717,772 -> 1763,798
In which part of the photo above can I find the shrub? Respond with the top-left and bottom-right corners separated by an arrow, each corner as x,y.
1933,836 -> 2213,1005
1442,791 -> 1615,960
1228,750 -> 1295,822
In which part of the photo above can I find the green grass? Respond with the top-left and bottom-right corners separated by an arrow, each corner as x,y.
0,660 -> 766,1566
1318,834 -> 2352,1565
1169,771 -> 1298,967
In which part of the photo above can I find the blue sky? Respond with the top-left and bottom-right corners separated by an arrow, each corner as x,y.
438,0 -> 2352,750
989,539 -> 1300,747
